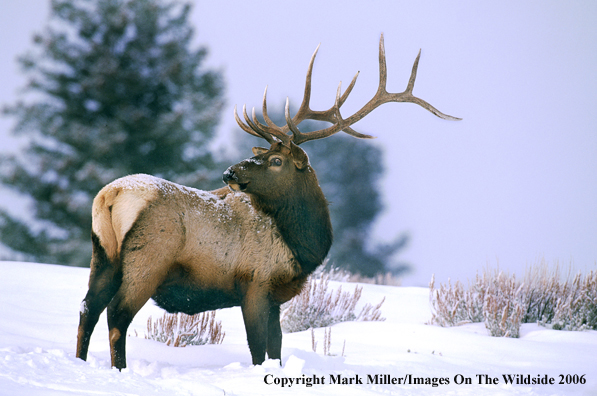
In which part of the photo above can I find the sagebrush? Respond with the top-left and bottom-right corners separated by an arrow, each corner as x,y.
144,311 -> 225,347
428,260 -> 597,338
280,271 -> 385,333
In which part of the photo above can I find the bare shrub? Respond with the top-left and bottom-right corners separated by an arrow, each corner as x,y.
429,260 -> 597,337
551,270 -> 597,330
520,263 -> 568,324
281,271 -> 385,333
428,275 -> 483,327
358,296 -> 386,322
144,311 -> 225,347
482,280 -> 524,338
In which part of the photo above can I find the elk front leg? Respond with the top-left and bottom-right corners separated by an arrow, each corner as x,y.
267,304 -> 282,362
241,288 -> 270,365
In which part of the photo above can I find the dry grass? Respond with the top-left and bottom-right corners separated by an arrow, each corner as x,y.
280,271 -> 386,333
144,311 -> 225,347
550,270 -> 597,330
429,259 -> 597,337
311,327 -> 346,357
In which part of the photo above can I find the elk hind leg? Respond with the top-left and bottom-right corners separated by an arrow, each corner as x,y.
105,254 -> 172,370
106,206 -> 184,369
77,233 -> 121,361
106,281 -> 158,370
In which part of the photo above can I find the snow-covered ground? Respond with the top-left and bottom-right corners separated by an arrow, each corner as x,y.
0,261 -> 595,395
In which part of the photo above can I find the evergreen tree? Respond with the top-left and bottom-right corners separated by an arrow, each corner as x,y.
0,0 -> 224,266
233,107 -> 410,277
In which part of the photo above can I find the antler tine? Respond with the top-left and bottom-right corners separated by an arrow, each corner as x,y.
261,86 -> 281,129
234,104 -> 278,144
334,82 -> 343,118
285,98 -> 302,143
234,88 -> 296,145
234,105 -> 266,139
292,43 -> 320,124
339,71 -> 359,107
250,107 -> 269,136
335,71 -> 377,140
256,86 -> 296,144
242,105 -> 264,136
405,49 -> 420,94
332,80 -> 377,140
249,106 -> 290,144
378,33 -> 389,95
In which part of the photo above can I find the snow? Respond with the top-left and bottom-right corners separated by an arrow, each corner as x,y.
0,261 -> 595,395
107,173 -> 228,207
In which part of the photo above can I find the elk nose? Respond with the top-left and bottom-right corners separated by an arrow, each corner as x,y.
222,167 -> 236,184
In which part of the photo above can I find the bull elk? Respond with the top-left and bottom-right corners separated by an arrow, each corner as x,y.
76,34 -> 460,370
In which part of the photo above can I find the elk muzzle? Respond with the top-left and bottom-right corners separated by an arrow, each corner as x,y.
223,167 -> 248,192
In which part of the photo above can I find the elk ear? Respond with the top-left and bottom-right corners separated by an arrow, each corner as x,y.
289,143 -> 310,170
252,147 -> 269,156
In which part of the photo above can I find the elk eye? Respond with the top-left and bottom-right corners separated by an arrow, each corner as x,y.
270,157 -> 282,166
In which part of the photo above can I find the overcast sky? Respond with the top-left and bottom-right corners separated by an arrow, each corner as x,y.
1,1 -> 596,286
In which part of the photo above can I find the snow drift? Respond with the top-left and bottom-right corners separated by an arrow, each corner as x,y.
0,261 -> 595,395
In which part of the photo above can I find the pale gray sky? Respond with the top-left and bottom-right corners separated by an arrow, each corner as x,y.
1,1 -> 596,285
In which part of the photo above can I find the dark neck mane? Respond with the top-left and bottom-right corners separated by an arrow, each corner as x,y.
250,171 -> 332,276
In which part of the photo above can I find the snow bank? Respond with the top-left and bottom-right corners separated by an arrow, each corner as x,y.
0,261 -> 595,395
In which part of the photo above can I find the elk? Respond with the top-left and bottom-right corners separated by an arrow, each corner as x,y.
76,34 -> 460,370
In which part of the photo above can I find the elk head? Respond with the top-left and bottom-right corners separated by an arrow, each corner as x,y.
223,142 -> 308,194
224,33 -> 460,199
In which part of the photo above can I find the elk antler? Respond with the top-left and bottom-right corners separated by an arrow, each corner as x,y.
234,33 -> 461,146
